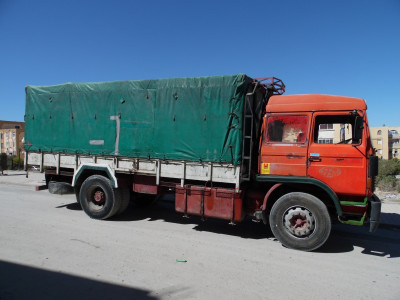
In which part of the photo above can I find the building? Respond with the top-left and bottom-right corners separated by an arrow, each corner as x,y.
370,126 -> 400,159
316,123 -> 351,144
0,120 -> 25,157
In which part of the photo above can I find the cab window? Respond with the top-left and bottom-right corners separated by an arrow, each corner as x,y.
314,115 -> 362,144
265,115 -> 308,143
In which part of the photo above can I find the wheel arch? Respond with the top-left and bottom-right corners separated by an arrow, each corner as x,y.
256,175 -> 343,217
72,164 -> 118,189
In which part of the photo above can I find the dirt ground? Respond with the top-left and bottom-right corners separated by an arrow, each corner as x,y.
375,189 -> 400,203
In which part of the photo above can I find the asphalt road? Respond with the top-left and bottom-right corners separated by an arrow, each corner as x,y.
0,183 -> 400,299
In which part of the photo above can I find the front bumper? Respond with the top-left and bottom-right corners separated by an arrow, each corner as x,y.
369,194 -> 381,233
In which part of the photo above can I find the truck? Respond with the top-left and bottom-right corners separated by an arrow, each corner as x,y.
24,74 -> 381,251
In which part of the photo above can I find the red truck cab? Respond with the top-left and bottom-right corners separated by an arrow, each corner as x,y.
254,94 -> 380,250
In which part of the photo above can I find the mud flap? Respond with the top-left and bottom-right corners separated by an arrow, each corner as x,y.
369,194 -> 381,233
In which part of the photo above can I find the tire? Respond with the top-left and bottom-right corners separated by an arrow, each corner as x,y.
79,175 -> 121,220
116,188 -> 131,215
269,192 -> 331,251
48,181 -> 75,195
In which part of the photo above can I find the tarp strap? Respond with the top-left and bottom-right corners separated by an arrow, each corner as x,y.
110,116 -> 120,155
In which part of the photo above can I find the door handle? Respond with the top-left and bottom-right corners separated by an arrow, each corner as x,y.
309,157 -> 321,162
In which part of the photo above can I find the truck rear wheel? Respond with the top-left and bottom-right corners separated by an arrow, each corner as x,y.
79,175 -> 121,220
269,192 -> 331,251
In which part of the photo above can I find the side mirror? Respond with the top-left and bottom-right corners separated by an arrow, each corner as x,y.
353,115 -> 364,141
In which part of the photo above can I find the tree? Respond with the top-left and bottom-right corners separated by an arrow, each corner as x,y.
12,156 -> 24,170
376,158 -> 400,192
0,153 -> 7,175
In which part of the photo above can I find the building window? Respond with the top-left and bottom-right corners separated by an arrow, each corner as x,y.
318,138 -> 334,144
319,124 -> 334,130
378,149 -> 383,155
377,130 -> 382,135
377,139 -> 382,145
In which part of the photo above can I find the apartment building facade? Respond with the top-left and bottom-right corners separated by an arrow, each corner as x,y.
0,120 -> 25,157
370,126 -> 400,159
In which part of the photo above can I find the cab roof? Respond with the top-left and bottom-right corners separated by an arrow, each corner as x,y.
266,94 -> 367,113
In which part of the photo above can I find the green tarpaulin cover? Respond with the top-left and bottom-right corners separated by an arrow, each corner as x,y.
25,74 -> 253,165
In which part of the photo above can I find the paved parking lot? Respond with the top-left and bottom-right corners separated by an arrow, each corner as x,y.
1,171 -> 400,299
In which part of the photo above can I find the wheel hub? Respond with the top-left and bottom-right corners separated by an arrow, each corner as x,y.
284,207 -> 315,237
93,190 -> 105,204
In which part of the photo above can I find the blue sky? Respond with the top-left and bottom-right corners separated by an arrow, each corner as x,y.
0,0 -> 399,127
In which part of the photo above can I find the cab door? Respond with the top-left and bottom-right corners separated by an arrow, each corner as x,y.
259,113 -> 311,177
307,112 -> 367,196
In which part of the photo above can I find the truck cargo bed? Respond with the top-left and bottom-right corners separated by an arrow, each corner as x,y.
26,152 -> 240,188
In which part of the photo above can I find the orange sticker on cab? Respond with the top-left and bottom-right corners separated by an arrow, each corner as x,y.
261,163 -> 270,174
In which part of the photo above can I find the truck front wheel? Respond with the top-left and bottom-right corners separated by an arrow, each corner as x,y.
269,192 -> 331,251
79,175 -> 121,220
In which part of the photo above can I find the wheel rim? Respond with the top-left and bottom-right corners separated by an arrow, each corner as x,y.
283,206 -> 315,238
86,185 -> 106,211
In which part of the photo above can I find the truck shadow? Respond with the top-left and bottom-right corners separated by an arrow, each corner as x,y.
0,260 -> 157,300
112,199 -> 271,240
59,199 -> 271,239
60,199 -> 400,257
57,202 -> 82,210
317,223 -> 400,257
